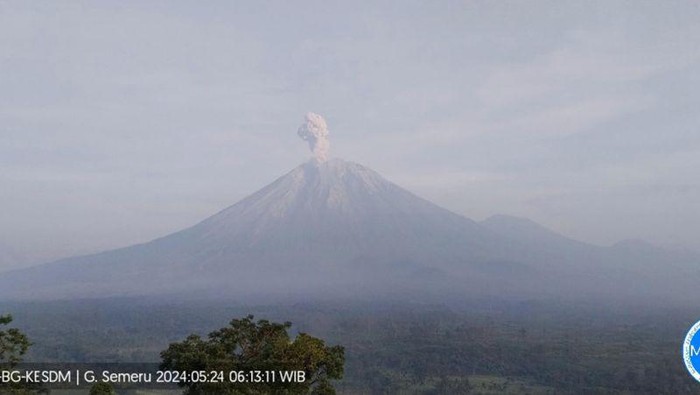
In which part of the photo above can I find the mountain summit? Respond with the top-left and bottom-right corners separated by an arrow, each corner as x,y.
190,159 -> 488,257
0,159 -> 696,302
0,159 -> 491,299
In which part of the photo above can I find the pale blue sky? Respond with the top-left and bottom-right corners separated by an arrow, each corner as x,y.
1,1 -> 699,268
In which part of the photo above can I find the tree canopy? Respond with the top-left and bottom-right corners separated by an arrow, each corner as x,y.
0,314 -> 30,369
0,314 -> 42,394
160,315 -> 344,394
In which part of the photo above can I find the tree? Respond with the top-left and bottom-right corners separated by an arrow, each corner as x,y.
89,382 -> 116,395
0,314 -> 43,394
0,315 -> 30,369
160,315 -> 344,394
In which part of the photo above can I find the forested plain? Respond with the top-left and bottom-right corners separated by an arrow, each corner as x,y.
2,297 -> 699,394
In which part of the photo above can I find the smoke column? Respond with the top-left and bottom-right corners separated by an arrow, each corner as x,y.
297,112 -> 330,162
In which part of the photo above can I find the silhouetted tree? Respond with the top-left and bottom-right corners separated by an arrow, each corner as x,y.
0,315 -> 30,368
160,315 -> 344,394
0,314 -> 45,394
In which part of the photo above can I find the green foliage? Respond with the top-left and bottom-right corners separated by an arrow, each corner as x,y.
89,382 -> 116,395
0,315 -> 30,368
0,314 -> 45,394
160,315 -> 344,394
5,299 -> 700,394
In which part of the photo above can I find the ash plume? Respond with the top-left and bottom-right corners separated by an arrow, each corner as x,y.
297,112 -> 330,162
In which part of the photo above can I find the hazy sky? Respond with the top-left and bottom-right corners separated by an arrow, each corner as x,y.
1,1 -> 699,269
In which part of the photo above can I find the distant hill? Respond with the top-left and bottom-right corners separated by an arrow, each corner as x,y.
0,243 -> 27,272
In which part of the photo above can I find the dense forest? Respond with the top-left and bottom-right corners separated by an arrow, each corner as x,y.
2,298 -> 700,394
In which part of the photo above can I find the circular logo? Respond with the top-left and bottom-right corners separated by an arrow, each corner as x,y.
683,320 -> 700,382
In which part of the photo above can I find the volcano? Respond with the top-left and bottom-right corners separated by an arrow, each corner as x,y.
0,159 -> 697,302
0,159 -> 516,299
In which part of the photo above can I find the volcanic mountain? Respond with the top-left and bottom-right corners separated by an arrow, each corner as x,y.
0,159 -> 697,302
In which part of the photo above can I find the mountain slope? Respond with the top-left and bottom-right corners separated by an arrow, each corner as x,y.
0,160 -> 526,299
0,159 -> 696,303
